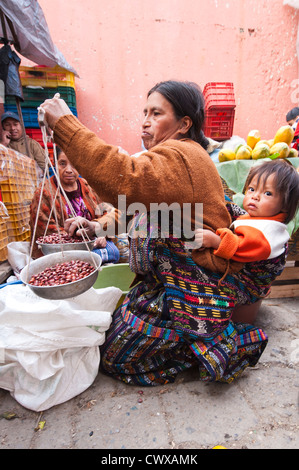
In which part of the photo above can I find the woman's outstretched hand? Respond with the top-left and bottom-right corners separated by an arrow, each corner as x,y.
39,96 -> 73,130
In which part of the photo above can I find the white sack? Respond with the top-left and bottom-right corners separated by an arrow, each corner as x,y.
7,241 -> 31,279
0,284 -> 122,411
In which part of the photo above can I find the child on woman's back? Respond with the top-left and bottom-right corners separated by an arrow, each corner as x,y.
195,159 -> 299,263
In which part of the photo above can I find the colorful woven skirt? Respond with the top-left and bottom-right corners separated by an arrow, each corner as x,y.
100,233 -> 274,386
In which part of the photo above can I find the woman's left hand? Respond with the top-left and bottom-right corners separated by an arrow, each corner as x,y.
64,216 -> 97,238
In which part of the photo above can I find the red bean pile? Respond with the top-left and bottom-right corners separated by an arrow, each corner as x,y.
29,260 -> 95,286
37,233 -> 89,244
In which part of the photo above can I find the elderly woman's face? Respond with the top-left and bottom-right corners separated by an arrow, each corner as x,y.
142,92 -> 185,150
57,152 -> 79,187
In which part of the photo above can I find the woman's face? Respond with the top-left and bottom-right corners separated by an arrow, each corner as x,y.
142,91 -> 187,150
57,152 -> 79,188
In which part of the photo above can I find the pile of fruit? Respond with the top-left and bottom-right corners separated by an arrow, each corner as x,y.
218,125 -> 298,162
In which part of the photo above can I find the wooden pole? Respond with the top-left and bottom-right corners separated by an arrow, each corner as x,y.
15,97 -> 31,159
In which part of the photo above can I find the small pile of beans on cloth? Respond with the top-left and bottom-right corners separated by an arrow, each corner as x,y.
37,233 -> 92,244
29,260 -> 96,286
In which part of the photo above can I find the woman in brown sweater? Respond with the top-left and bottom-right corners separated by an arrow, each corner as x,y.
39,81 -> 286,385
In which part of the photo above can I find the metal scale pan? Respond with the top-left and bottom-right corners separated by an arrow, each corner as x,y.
21,250 -> 102,300
38,238 -> 96,255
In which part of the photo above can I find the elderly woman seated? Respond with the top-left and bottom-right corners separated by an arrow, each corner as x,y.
29,148 -> 121,262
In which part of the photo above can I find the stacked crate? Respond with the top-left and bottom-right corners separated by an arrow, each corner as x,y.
0,146 -> 39,256
5,65 -> 77,164
203,82 -> 236,141
0,201 -> 9,262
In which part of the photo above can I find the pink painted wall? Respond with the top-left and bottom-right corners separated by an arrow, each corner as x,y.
22,0 -> 299,153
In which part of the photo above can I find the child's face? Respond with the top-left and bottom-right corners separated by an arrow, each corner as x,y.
243,173 -> 284,218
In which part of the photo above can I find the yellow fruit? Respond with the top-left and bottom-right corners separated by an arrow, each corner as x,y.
288,148 -> 298,158
268,138 -> 274,148
218,149 -> 236,162
274,125 -> 295,146
236,145 -> 251,159
252,143 -> 270,160
234,143 -> 243,154
247,129 -> 261,149
254,140 -> 270,149
270,142 -> 290,159
235,143 -> 252,153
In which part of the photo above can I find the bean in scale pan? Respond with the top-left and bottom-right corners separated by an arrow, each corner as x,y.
29,260 -> 95,286
37,233 -> 88,244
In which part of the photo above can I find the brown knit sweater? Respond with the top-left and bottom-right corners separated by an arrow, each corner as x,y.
53,115 -> 242,273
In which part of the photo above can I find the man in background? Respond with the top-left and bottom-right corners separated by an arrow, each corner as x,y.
0,111 -> 46,173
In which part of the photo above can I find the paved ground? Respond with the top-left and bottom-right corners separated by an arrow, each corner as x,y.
0,296 -> 298,451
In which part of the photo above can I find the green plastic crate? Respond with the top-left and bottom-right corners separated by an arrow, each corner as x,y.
5,86 -> 76,108
94,263 -> 135,309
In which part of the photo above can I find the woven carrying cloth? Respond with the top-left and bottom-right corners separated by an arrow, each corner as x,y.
100,212 -> 286,386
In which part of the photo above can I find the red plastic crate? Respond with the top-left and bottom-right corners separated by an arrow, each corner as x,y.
48,147 -> 54,166
204,108 -> 235,141
26,128 -> 53,149
204,82 -> 236,109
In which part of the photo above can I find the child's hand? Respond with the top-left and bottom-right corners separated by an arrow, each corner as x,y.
194,228 -> 221,250
194,228 -> 205,249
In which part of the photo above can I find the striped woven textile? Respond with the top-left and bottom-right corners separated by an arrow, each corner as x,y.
100,211 -> 286,386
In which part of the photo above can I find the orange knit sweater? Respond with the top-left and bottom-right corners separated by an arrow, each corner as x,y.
214,213 -> 289,263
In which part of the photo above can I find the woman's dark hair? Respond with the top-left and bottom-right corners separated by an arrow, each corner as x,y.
147,80 -> 209,150
286,106 -> 299,122
244,159 -> 299,224
56,147 -> 63,158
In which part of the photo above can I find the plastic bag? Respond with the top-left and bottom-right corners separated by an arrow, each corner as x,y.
7,241 -> 31,278
0,44 -> 23,100
0,284 -> 122,411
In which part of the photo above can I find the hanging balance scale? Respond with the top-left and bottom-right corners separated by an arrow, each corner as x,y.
20,98 -> 102,299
